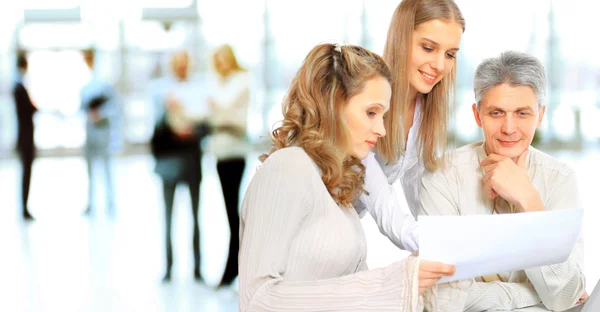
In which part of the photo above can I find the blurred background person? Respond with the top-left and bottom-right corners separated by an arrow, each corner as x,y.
12,51 -> 37,221
207,44 -> 250,289
150,49 -> 209,283
80,48 -> 121,217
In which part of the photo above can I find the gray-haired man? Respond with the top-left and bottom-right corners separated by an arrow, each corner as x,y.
419,51 -> 587,311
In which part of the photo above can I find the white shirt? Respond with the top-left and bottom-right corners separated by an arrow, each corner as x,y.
207,71 -> 251,160
355,97 -> 424,253
380,96 -> 425,217
420,142 -> 586,312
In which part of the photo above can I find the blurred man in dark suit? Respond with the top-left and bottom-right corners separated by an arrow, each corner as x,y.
12,51 -> 37,221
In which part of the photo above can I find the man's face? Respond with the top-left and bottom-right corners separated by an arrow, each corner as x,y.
472,83 -> 545,159
171,51 -> 189,80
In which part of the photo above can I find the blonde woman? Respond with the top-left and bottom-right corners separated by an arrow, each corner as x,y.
239,43 -> 454,311
207,44 -> 250,288
357,0 -> 465,254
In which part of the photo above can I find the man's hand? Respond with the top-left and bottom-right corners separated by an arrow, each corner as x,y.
166,94 -> 183,111
88,108 -> 101,124
577,292 -> 589,305
173,126 -> 194,140
165,94 -> 195,139
480,149 -> 544,212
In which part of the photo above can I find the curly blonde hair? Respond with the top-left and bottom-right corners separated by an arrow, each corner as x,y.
261,43 -> 392,207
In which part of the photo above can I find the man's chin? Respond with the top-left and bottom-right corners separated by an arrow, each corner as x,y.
493,146 -> 526,159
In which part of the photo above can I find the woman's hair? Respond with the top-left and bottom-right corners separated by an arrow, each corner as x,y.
212,44 -> 246,77
261,43 -> 392,208
378,0 -> 465,172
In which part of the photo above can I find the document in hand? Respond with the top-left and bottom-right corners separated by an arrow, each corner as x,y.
419,209 -> 583,284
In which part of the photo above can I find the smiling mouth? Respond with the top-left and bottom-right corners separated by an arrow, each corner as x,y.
419,70 -> 437,83
498,139 -> 520,146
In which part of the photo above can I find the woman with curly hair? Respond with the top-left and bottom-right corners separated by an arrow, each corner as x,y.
238,43 -> 454,311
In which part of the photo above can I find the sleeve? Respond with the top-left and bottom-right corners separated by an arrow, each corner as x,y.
239,150 -> 422,312
523,170 -> 586,311
80,87 -> 88,111
419,170 -> 460,217
149,80 -> 167,126
356,152 -> 419,253
420,171 -> 543,311
96,84 -> 120,121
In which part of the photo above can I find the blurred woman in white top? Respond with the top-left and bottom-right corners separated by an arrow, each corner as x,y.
207,44 -> 251,288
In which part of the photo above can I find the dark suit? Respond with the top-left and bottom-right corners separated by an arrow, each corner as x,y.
151,118 -> 209,280
13,81 -> 37,217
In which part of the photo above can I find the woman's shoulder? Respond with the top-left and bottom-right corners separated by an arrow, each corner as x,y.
263,147 -> 317,171
251,147 -> 322,197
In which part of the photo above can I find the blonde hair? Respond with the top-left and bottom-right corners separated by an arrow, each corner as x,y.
378,0 -> 465,172
261,44 -> 392,208
212,44 -> 246,77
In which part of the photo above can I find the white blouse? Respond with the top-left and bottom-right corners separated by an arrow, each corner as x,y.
356,97 -> 424,253
207,71 -> 251,160
239,147 -> 423,311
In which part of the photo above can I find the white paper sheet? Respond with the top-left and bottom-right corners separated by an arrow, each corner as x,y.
419,209 -> 583,283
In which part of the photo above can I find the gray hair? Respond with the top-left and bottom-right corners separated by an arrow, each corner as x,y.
474,51 -> 546,109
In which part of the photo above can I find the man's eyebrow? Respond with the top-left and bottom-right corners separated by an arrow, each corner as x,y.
514,106 -> 535,111
485,106 -> 505,111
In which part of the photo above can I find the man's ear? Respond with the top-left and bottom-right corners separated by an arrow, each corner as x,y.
537,105 -> 546,127
472,103 -> 483,128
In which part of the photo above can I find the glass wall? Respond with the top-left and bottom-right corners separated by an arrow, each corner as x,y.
1,0 -> 599,157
